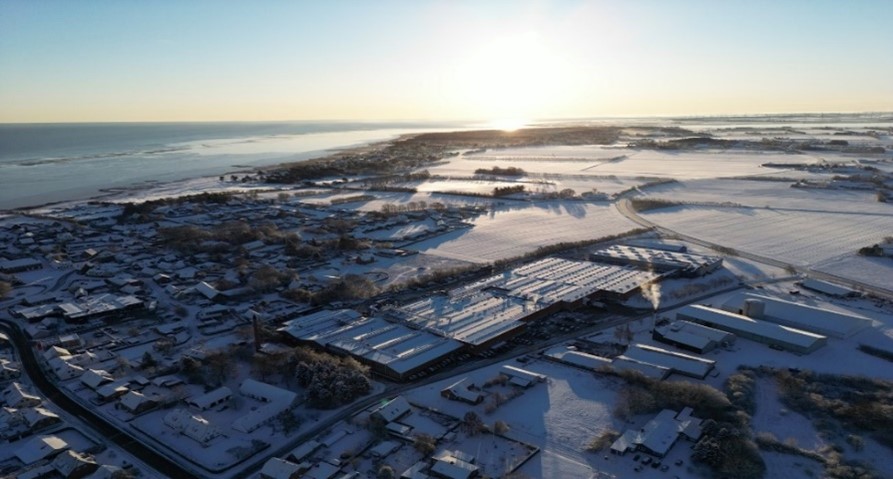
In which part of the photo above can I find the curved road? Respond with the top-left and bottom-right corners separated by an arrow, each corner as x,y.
0,318 -> 201,479
615,197 -> 893,300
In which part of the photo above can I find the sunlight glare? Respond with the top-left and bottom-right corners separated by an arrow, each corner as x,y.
487,118 -> 528,131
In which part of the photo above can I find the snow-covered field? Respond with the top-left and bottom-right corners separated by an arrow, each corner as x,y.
641,178 -> 890,215
410,202 -> 638,263
641,205 -> 893,268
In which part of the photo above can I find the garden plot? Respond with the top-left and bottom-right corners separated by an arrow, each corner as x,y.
641,206 -> 893,267
641,178 -> 891,215
410,203 -> 638,263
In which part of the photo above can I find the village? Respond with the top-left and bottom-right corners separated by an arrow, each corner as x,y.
1,121 -> 892,479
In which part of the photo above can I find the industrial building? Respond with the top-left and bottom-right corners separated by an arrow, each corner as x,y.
622,343 -> 716,379
799,279 -> 859,298
722,293 -> 871,339
653,320 -> 736,354
391,257 -> 660,349
589,245 -> 723,277
543,346 -> 612,371
610,356 -> 670,380
279,313 -> 463,381
676,305 -> 827,354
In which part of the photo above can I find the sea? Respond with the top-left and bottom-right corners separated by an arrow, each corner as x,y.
0,121 -> 469,210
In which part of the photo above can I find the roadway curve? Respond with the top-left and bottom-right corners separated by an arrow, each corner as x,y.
615,197 -> 893,300
0,319 -> 201,479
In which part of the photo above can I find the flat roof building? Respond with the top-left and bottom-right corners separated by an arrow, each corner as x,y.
590,245 -> 722,277
723,293 -> 871,339
677,304 -> 827,354
622,343 -> 715,379
653,320 -> 735,354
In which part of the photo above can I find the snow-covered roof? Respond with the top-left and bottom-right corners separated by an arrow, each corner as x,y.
20,406 -> 60,428
430,451 -> 479,479
95,380 -> 130,399
52,449 -> 97,477
292,316 -> 463,377
302,462 -> 340,479
623,343 -> 715,379
85,465 -> 123,479
3,382 -> 41,408
260,457 -> 304,479
232,380 -> 297,433
500,365 -> 546,383
440,378 -> 483,404
725,293 -> 871,339
163,409 -> 220,444
678,305 -> 827,352
544,346 -> 612,370
239,379 -> 296,404
395,258 -> 660,346
195,281 -> 220,300
611,356 -> 670,380
43,346 -> 71,361
119,390 -> 157,412
187,386 -> 232,410
371,396 -> 411,423
15,435 -> 69,464
800,278 -> 857,297
288,440 -> 322,462
368,440 -> 401,458
80,369 -> 114,389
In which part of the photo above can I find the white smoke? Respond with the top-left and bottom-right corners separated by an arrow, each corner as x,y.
641,282 -> 661,311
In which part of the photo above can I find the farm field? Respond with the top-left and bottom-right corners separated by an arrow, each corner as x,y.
410,202 -> 637,263
641,205 -> 893,268
640,178 -> 891,215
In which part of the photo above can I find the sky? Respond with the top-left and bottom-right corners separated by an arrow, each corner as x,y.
1,0 -> 892,123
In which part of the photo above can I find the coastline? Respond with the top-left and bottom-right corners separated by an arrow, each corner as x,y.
3,130 -> 425,214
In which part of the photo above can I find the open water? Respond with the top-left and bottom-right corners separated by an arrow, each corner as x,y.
0,121 -> 466,209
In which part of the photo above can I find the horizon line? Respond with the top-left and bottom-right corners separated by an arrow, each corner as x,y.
2,111 -> 892,126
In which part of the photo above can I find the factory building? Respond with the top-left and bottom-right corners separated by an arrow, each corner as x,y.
653,320 -> 736,354
722,293 -> 871,339
279,312 -> 463,381
589,245 -> 722,277
622,343 -> 716,379
676,304 -> 827,354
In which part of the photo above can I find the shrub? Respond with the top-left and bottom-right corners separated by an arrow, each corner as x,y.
586,429 -> 619,452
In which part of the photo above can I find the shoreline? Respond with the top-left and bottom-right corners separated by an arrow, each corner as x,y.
4,131 -> 423,214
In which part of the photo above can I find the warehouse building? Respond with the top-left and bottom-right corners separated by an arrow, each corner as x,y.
653,320 -> 736,354
622,344 -> 716,379
590,245 -> 722,277
543,346 -> 612,371
799,279 -> 859,298
280,313 -> 463,381
392,257 -> 660,349
722,293 -> 871,339
610,356 -> 670,380
677,304 -> 827,354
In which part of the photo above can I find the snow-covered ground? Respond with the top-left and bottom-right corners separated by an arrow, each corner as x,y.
641,178 -> 890,215
410,202 -> 637,263
641,205 -> 893,269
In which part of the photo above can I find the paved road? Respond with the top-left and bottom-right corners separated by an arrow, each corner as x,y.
0,318 -> 203,479
615,197 -> 893,300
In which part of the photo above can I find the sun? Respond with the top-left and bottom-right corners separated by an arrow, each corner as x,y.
486,118 -> 528,132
